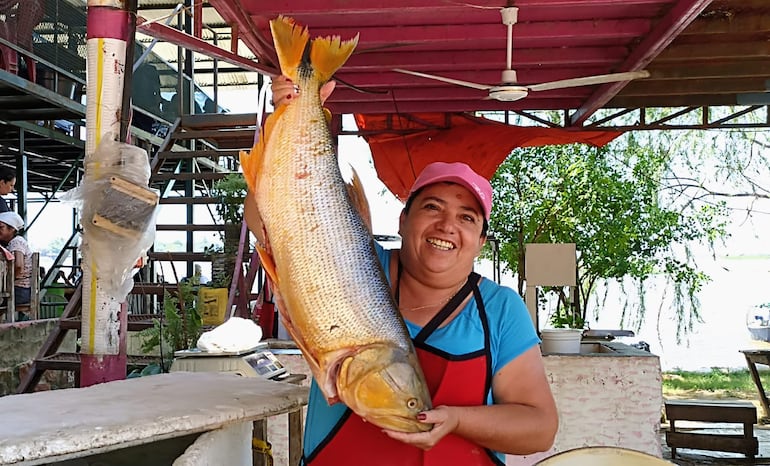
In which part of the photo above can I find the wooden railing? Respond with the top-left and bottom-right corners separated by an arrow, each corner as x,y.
0,251 -> 41,323
0,251 -> 15,322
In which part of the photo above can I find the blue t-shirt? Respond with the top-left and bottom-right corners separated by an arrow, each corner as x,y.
302,241 -> 540,462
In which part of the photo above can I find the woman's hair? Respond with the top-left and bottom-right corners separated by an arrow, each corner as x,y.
0,166 -> 15,183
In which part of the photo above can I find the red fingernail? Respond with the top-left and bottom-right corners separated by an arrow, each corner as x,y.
286,95 -> 292,100
417,413 -> 427,421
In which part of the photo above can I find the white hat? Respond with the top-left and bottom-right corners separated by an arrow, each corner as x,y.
0,212 -> 24,231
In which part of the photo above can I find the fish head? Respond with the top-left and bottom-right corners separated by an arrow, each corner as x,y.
336,344 -> 433,433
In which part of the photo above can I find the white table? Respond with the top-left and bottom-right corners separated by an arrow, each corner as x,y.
0,371 -> 308,465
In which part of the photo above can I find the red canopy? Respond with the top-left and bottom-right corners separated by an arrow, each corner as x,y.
355,113 -> 622,201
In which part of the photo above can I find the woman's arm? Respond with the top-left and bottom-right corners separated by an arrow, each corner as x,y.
385,345 -> 558,454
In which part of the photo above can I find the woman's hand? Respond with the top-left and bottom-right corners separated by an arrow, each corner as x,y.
382,405 -> 459,450
270,75 -> 336,107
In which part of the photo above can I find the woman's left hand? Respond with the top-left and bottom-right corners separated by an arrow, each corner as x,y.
382,405 -> 459,450
271,75 -> 336,107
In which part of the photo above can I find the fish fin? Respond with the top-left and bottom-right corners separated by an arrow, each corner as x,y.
310,32 -> 359,83
276,307 -> 336,401
269,16 -> 309,82
239,106 -> 287,194
346,165 -> 372,233
243,190 -> 266,248
270,15 -> 358,84
255,244 -> 279,288
239,145 -> 259,194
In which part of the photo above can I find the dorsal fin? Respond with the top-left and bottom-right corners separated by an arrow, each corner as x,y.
346,165 -> 372,233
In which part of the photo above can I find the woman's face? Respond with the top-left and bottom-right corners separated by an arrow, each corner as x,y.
0,221 -> 15,243
398,182 -> 486,278
0,177 -> 15,196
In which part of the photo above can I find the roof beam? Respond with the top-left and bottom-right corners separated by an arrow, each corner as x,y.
622,77 -> 770,95
655,41 -> 770,61
278,20 -> 651,46
327,98 -> 585,115
345,46 -> 629,72
337,67 -> 610,88
329,86 -> 590,103
208,0 -> 279,72
136,17 -> 275,75
646,61 -> 770,79
240,0 -> 669,16
570,0 -> 713,126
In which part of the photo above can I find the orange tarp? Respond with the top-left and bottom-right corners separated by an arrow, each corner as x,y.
354,113 -> 623,201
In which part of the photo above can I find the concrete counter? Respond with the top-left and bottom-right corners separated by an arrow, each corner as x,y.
543,341 -> 662,456
0,371 -> 308,465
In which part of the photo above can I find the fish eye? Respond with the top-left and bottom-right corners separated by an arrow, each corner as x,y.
407,398 -> 418,410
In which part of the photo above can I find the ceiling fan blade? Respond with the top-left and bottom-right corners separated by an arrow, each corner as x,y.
527,70 -> 650,92
393,68 -> 492,91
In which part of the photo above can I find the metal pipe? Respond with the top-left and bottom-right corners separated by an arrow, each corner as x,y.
82,0 -> 134,387
132,3 -> 183,72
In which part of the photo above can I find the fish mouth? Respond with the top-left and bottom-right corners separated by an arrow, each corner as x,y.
366,414 -> 433,433
427,237 -> 455,250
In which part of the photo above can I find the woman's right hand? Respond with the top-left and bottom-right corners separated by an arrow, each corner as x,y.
270,75 -> 336,107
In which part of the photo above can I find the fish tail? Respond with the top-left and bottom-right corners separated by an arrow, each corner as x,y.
270,15 -> 358,84
310,31 -> 358,83
270,16 -> 309,82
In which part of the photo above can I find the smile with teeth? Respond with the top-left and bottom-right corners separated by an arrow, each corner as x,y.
427,238 -> 454,250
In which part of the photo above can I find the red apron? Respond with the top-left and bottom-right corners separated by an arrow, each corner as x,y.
304,274 -> 504,466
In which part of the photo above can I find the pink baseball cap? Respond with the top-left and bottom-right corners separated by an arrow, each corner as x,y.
409,162 -> 493,220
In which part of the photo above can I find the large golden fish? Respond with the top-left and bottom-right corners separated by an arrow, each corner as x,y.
240,16 -> 432,433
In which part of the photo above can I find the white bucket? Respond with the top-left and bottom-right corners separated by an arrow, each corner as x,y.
540,329 -> 583,354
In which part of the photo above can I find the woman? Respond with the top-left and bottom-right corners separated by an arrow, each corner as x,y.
0,211 -> 32,310
0,166 -> 16,213
260,77 -> 558,465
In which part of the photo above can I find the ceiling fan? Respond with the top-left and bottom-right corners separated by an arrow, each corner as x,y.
394,7 -> 649,102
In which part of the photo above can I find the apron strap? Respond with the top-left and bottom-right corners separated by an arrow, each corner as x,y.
414,272 -> 480,344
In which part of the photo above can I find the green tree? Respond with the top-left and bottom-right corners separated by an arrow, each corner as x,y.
489,138 -> 728,339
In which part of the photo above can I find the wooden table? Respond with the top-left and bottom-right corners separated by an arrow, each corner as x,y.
740,349 -> 770,419
0,371 -> 308,465
665,399 -> 757,459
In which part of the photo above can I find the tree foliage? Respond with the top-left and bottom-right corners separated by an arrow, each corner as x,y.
488,137 -> 729,339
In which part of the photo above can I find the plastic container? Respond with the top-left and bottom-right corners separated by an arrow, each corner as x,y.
540,328 -> 583,354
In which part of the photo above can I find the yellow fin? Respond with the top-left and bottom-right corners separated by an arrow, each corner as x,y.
243,190 -> 266,247
277,307 -> 325,390
310,32 -> 359,83
346,165 -> 372,233
239,105 -> 287,195
265,278 -> 326,391
239,145 -> 259,194
255,244 -> 279,288
270,15 -> 358,84
269,16 -> 309,82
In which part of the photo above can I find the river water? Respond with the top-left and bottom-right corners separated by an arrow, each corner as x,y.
590,255 -> 770,371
